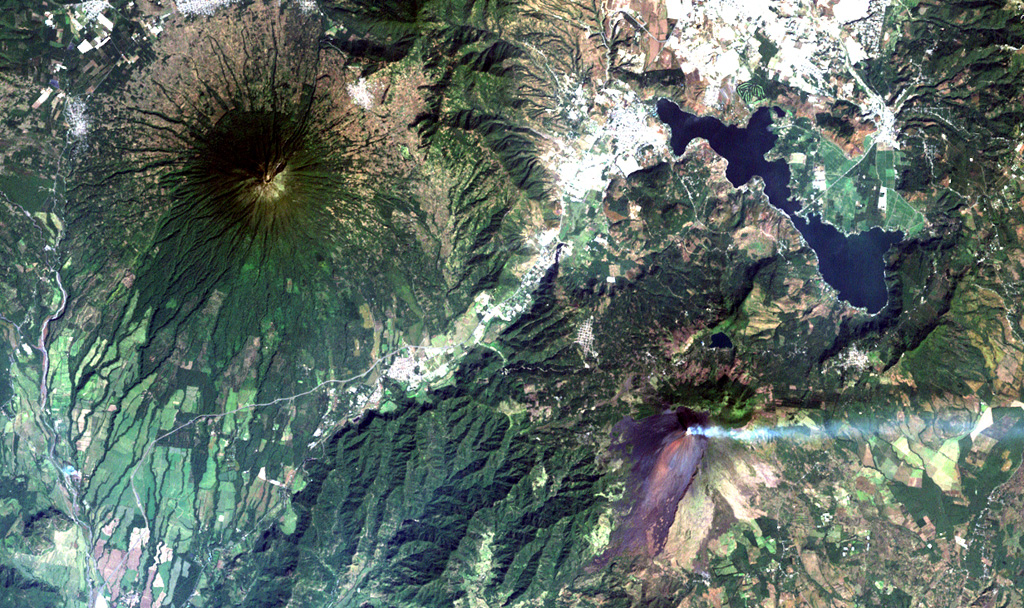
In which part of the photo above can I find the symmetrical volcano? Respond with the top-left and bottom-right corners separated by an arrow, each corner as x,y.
68,3 -> 371,378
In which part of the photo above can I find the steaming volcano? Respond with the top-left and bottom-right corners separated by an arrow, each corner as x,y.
600,407 -> 709,563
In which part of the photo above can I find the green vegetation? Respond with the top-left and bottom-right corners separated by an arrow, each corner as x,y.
0,564 -> 63,608
0,1 -> 50,74
209,383 -> 611,607
0,174 -> 51,213
737,81 -> 766,106
3,0 -> 1024,605
880,0 -> 1024,201
753,30 -> 778,64
776,117 -> 926,236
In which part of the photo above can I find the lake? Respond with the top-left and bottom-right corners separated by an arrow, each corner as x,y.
656,98 -> 902,314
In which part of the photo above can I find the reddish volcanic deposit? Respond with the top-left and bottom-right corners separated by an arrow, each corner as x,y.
599,407 -> 709,564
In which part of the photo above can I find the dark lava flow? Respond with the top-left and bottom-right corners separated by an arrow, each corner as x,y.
598,407 -> 709,563
656,98 -> 903,314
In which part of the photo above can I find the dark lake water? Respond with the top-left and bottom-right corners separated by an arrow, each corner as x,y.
709,332 -> 734,349
656,98 -> 902,314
